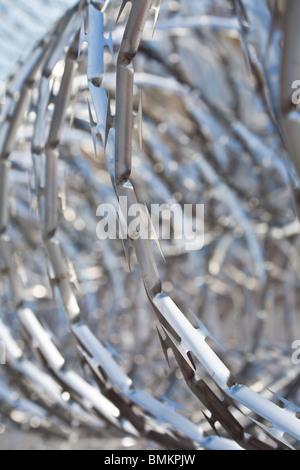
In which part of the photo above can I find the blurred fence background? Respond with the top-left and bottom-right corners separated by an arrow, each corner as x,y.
0,0 -> 77,81
0,0 -> 300,451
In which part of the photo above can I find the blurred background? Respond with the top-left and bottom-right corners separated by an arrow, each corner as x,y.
0,0 -> 300,451
0,0 -> 77,82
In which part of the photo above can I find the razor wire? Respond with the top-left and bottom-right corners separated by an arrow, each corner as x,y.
0,0 -> 300,450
